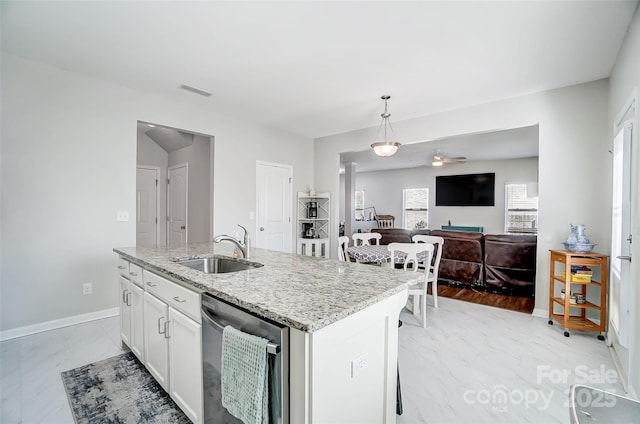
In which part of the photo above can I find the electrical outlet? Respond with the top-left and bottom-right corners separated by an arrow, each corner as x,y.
351,352 -> 368,378
117,211 -> 129,222
82,282 -> 93,295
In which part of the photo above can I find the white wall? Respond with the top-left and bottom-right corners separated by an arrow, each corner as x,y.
609,3 -> 640,397
340,157 -> 538,234
169,135 -> 212,243
315,79 -> 610,317
0,53 -> 314,332
137,128 -> 169,245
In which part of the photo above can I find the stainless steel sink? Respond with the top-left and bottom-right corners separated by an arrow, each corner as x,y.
173,255 -> 263,274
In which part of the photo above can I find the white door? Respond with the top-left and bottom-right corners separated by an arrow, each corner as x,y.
143,292 -> 170,391
169,308 -> 203,424
256,161 -> 292,252
610,122 -> 633,349
136,166 -> 159,247
168,164 -> 188,246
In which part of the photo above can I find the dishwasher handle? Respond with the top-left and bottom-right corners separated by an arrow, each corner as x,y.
201,307 -> 280,355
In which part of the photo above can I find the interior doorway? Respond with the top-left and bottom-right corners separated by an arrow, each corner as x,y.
168,163 -> 188,246
136,166 -> 160,247
136,121 -> 214,247
255,161 -> 293,252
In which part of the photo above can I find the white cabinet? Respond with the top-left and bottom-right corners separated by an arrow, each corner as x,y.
296,192 -> 330,257
143,291 -> 170,390
119,276 -> 131,346
118,257 -> 203,424
117,259 -> 145,362
129,283 -> 145,360
169,307 -> 203,423
141,269 -> 203,424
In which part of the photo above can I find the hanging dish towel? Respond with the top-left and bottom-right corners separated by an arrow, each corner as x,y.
221,325 -> 270,424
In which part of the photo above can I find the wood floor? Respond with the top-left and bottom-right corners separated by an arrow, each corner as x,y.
430,283 -> 535,314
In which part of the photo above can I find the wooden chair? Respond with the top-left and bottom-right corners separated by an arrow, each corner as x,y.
412,235 -> 444,308
387,242 -> 434,328
352,232 -> 382,246
338,236 -> 350,261
376,215 -> 395,229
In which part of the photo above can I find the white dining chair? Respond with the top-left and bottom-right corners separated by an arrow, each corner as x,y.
412,235 -> 444,308
352,232 -> 382,246
387,242 -> 434,328
338,236 -> 350,262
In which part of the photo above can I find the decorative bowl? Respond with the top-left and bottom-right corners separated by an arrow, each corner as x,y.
563,242 -> 596,253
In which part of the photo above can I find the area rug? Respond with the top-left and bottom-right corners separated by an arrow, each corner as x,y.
61,352 -> 191,424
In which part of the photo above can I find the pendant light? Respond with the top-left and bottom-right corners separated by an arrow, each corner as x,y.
371,95 -> 401,157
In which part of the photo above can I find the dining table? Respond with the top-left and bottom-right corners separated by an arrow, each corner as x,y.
347,244 -> 430,268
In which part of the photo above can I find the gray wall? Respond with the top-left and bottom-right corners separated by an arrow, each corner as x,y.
1,52 -> 314,332
341,157 -> 538,234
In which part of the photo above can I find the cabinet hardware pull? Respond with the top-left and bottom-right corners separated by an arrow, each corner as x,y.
163,321 -> 170,339
158,317 -> 166,334
126,292 -> 132,307
122,289 -> 128,303
616,255 -> 632,262
129,272 -> 138,277
173,296 -> 186,303
117,266 -> 126,270
146,282 -> 157,287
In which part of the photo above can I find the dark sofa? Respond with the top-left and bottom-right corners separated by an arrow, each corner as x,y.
430,229 -> 485,289
371,228 -> 537,296
484,234 -> 537,296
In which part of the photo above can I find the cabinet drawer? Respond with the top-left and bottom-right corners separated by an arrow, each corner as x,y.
117,257 -> 129,278
128,263 -> 143,287
143,270 -> 201,323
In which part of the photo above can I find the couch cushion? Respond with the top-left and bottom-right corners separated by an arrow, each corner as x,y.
484,234 -> 537,296
430,230 -> 484,263
371,228 -> 413,245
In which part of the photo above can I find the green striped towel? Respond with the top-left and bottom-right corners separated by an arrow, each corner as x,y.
221,325 -> 269,424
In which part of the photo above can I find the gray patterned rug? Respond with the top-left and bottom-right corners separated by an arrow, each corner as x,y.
61,352 -> 191,424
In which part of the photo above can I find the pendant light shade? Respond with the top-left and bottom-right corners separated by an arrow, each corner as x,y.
371,95 -> 401,157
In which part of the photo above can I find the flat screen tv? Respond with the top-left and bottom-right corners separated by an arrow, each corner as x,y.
435,173 -> 495,206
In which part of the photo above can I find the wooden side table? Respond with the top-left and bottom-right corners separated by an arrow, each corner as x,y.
548,249 -> 608,338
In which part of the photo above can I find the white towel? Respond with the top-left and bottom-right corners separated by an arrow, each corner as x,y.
221,325 -> 270,424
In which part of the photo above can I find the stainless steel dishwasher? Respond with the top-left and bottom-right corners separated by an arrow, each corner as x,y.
201,293 -> 289,424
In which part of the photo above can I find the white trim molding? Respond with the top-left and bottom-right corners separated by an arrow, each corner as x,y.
0,307 -> 119,341
532,307 -> 548,318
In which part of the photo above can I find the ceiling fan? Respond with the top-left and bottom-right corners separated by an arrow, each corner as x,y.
431,152 -> 466,167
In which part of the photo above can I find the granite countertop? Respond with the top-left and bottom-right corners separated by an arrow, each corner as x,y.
114,242 -> 410,332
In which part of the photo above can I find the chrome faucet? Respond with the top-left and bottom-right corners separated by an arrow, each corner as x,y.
214,224 -> 251,258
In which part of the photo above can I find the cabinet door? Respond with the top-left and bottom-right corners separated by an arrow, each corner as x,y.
119,276 -> 131,346
169,307 -> 203,424
143,292 -> 170,391
130,283 -> 145,361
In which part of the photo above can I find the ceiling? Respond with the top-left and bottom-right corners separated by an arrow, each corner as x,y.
2,1 -> 637,140
340,125 -> 539,173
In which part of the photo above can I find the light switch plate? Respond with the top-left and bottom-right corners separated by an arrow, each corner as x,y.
117,211 -> 129,222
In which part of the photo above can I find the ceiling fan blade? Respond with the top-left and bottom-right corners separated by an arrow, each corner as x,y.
442,156 -> 466,162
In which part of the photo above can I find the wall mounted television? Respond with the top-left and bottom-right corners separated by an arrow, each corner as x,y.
435,172 -> 496,206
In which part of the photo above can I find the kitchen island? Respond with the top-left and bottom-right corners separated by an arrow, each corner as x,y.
115,242 -> 410,424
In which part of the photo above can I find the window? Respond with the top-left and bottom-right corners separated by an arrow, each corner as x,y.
505,183 -> 538,234
403,188 -> 429,229
355,190 -> 365,221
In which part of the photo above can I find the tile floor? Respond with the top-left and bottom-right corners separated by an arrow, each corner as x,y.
0,298 -> 624,424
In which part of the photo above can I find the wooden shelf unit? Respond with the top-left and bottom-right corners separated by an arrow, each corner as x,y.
548,249 -> 608,338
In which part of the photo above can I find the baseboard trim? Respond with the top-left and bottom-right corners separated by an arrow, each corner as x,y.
0,307 -> 120,341
532,308 -> 548,318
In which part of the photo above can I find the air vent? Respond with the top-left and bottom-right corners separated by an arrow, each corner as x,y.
179,84 -> 212,97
